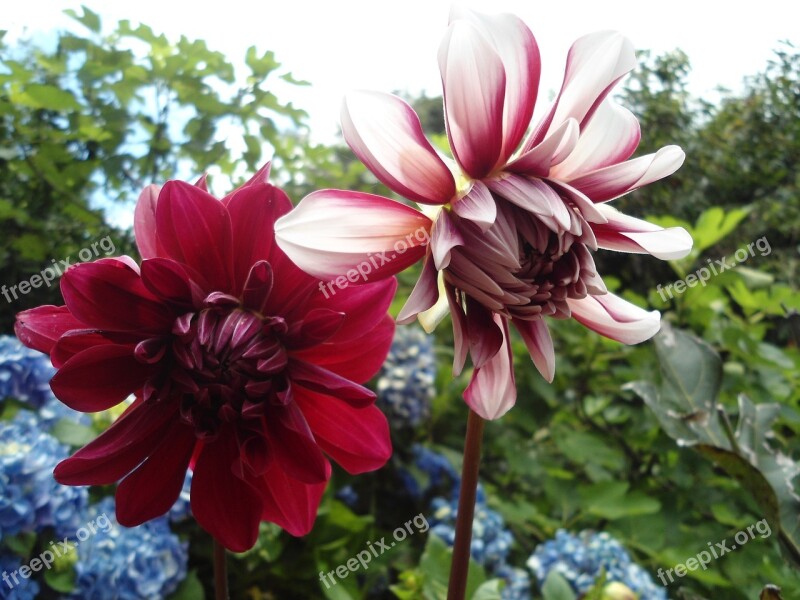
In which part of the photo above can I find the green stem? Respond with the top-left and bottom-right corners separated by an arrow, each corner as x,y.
447,409 -> 485,600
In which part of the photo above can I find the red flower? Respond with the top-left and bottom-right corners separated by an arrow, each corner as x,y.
15,165 -> 394,551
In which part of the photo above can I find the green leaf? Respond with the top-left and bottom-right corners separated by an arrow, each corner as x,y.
3,532 -> 37,556
541,571 -> 576,600
19,84 -> 81,111
50,419 -> 97,447
419,535 -> 486,600
470,579 -> 504,600
44,565 -> 75,593
580,482 -> 661,520
167,570 -> 204,600
64,6 -> 101,33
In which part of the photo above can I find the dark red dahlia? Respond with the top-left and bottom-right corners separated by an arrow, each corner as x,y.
15,165 -> 395,551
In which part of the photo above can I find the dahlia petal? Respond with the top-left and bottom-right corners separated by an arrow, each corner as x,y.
54,398 -> 177,485
552,100 -> 641,179
463,315 -> 516,420
431,209 -> 464,270
140,257 -> 203,309
241,261 -> 274,313
155,180 -> 234,292
61,259 -> 174,332
439,20 -> 506,178
566,145 -> 686,203
294,314 -> 394,383
260,459 -> 330,537
50,345 -> 155,412
274,190 -> 432,280
451,180 -> 497,231
513,318 -> 555,382
226,183 -> 291,292
592,204 -> 693,259
295,388 -> 391,474
116,420 -> 195,526
14,305 -> 84,356
51,329 -> 113,368
567,292 -> 660,344
488,175 -> 570,230
267,403 -> 329,484
289,359 -> 376,407
263,245 -> 319,318
418,272 -> 451,333
304,277 -> 397,343
192,434 -> 263,552
285,308 -> 345,350
222,162 -> 273,203
341,91 -> 456,204
397,253 -> 439,324
465,297 -> 503,369
450,7 -> 540,163
507,118 -> 579,176
133,184 -> 163,259
447,284 -> 469,376
529,31 -> 636,148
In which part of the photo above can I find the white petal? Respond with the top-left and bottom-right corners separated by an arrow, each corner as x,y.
567,292 -> 660,344
342,91 -> 456,204
439,20 -> 506,178
430,209 -> 464,269
507,118 -> 579,176
567,145 -> 686,203
592,205 -> 693,260
513,318 -> 555,382
463,314 -> 516,420
551,99 -> 641,179
452,180 -> 497,231
274,190 -> 431,280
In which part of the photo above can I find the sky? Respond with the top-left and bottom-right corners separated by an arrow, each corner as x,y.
5,0 -> 800,145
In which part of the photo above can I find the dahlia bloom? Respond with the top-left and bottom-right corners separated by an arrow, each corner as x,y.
274,9 -> 692,419
14,165 -> 394,551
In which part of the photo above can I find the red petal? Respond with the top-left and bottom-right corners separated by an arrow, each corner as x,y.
54,398 -> 177,485
191,433 -> 264,552
61,259 -> 173,332
140,257 -> 204,308
155,180 -> 234,293
292,314 -> 394,383
116,420 -> 196,526
51,329 -> 113,368
260,459 -> 330,537
50,345 -> 155,412
288,359 -> 376,407
296,388 -> 391,474
265,403 -> 329,484
225,182 -> 292,293
15,306 -> 84,356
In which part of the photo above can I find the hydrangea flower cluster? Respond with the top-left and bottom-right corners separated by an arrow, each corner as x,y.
0,554 -> 40,600
527,529 -> 666,599
0,411 -> 88,539
414,446 -> 530,599
376,326 -> 436,429
0,336 -> 55,409
70,498 -> 188,600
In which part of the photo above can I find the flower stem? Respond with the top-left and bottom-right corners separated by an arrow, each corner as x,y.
447,409 -> 485,600
213,538 -> 229,600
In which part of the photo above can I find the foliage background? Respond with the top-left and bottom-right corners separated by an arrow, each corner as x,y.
1,8 -> 798,599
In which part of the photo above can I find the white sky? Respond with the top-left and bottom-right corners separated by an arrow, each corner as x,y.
5,0 -> 799,145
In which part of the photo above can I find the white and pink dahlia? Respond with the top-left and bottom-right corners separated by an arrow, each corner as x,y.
275,9 -> 692,420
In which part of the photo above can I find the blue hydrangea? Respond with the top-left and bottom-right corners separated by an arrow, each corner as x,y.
495,564 -> 531,600
167,471 -> 193,523
71,498 -> 188,600
429,495 -> 513,572
0,336 -> 55,409
376,326 -> 435,428
527,529 -> 667,600
335,484 -> 359,509
0,411 -> 88,539
0,554 -> 40,600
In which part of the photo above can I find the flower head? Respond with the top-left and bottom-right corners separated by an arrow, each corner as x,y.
15,165 -> 395,551
274,10 -> 692,420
